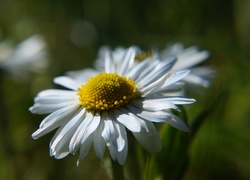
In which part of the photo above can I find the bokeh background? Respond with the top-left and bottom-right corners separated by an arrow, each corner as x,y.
0,0 -> 250,179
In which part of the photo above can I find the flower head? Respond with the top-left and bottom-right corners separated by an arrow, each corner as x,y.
157,43 -> 214,88
96,43 -> 214,89
30,47 -> 195,165
0,35 -> 48,79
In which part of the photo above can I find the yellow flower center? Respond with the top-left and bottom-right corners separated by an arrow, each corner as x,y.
78,73 -> 137,111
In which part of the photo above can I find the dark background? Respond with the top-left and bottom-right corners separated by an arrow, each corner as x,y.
0,0 -> 250,179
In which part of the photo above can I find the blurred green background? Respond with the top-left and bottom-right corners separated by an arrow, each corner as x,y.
0,0 -> 250,179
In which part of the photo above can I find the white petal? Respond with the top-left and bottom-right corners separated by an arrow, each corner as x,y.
166,113 -> 190,132
69,112 -> 100,154
114,109 -> 141,132
102,112 -> 115,145
80,114 -> 101,144
123,110 -> 149,132
162,70 -> 190,88
191,66 -> 215,77
165,97 -> 196,105
50,140 -> 70,159
108,143 -> 117,161
137,57 -> 176,87
30,89 -> 79,114
109,117 -> 126,152
93,120 -> 106,160
133,121 -> 161,153
140,74 -> 170,97
69,112 -> 94,153
77,134 -> 93,166
126,58 -> 151,80
53,151 -> 70,159
173,49 -> 210,70
115,123 -> 128,165
54,76 -> 82,90
30,101 -> 79,114
117,47 -> 135,75
135,60 -> 160,83
132,98 -> 178,111
34,94 -> 78,104
183,74 -> 210,87
126,104 -> 172,123
49,123 -> 71,159
66,68 -> 99,83
158,82 -> 184,93
50,108 -> 86,155
32,105 -> 79,139
36,89 -> 77,97
108,122 -> 128,165
104,50 -> 116,73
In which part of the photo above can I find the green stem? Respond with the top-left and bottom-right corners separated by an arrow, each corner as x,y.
111,160 -> 125,180
143,153 -> 152,180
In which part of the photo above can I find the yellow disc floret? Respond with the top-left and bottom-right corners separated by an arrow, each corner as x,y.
78,73 -> 137,111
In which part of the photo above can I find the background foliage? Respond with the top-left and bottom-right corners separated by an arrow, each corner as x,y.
0,0 -> 250,179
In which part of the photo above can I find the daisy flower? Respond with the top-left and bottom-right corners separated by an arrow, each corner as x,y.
158,43 -> 214,88
95,43 -> 214,89
30,47 -> 195,165
0,35 -> 48,78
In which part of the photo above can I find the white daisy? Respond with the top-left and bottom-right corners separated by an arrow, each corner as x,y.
0,35 -> 48,78
95,43 -> 214,88
30,47 -> 195,165
158,43 -> 214,88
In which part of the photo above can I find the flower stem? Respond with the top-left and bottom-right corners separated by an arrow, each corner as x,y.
143,153 -> 152,180
111,160 -> 125,180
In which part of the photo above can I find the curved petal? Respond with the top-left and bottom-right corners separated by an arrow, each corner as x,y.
93,120 -> 106,160
69,112 -> 94,153
80,114 -> 101,143
108,121 -> 128,165
54,76 -> 82,90
36,89 -> 77,97
69,112 -> 101,154
30,101 -> 79,114
114,109 -> 141,133
183,73 -> 210,88
117,47 -> 135,75
126,58 -> 151,80
137,57 -> 176,87
102,112 -> 115,145
50,108 -> 86,156
139,74 -> 170,97
34,95 -> 78,104
104,50 -> 116,73
173,48 -> 210,70
126,104 -> 172,123
50,140 -> 70,159
162,70 -> 189,88
66,68 -> 99,83
77,134 -> 93,166
166,113 -> 190,132
135,60 -> 159,83
32,105 -> 79,139
132,98 -> 178,111
109,114 -> 126,152
165,97 -> 196,105
132,121 -> 161,153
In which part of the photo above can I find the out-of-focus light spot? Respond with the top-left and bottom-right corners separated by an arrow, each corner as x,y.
69,20 -> 97,48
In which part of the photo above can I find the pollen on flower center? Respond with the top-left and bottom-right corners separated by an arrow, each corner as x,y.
78,73 -> 137,111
